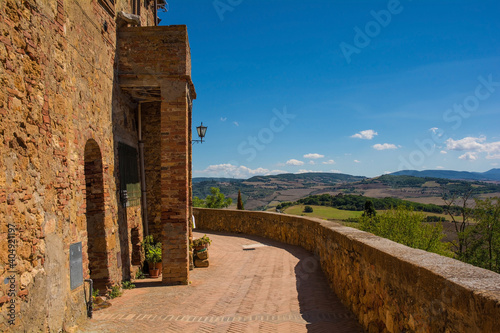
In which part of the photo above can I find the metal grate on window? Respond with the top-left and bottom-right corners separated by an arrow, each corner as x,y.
98,0 -> 115,16
118,143 -> 141,207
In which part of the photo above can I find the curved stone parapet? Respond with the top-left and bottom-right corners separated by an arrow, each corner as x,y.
193,208 -> 500,333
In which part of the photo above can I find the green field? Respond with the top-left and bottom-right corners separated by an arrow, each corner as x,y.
283,205 -> 363,220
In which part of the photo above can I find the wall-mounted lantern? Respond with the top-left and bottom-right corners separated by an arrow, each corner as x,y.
192,122 -> 207,144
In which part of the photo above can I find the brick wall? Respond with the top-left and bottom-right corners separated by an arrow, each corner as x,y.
117,26 -> 191,77
160,80 -> 191,285
117,26 -> 196,286
142,102 -> 162,239
194,208 -> 500,333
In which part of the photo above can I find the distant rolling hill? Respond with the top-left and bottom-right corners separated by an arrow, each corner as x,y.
390,169 -> 500,182
193,172 -> 365,210
192,177 -> 243,183
193,171 -> 500,211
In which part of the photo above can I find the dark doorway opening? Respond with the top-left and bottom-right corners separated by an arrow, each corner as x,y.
84,139 -> 110,292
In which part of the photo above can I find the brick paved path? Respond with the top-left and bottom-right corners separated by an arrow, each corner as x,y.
77,231 -> 363,333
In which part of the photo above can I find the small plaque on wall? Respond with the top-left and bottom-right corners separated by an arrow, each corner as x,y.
70,242 -> 83,290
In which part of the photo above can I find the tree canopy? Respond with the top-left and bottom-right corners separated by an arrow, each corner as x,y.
193,187 -> 232,209
359,206 -> 449,256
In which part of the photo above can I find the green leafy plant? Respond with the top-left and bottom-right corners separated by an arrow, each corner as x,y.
194,187 -> 232,208
142,235 -> 162,264
135,268 -> 145,279
141,235 -> 155,252
92,289 -> 100,298
192,234 -> 212,247
108,285 -> 122,299
145,243 -> 162,264
359,206 -> 450,256
122,280 -> 135,289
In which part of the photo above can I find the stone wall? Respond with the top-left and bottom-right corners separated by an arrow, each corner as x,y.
0,0 -> 156,331
194,208 -> 500,333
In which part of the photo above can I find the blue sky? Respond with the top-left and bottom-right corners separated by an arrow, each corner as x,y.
160,0 -> 500,178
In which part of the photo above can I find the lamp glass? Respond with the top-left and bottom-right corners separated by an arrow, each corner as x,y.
197,123 -> 207,138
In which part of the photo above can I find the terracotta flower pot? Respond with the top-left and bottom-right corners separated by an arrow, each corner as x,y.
154,262 -> 162,275
149,268 -> 160,278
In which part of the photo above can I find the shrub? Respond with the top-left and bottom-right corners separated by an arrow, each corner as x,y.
122,281 -> 135,289
145,244 -> 162,264
303,206 -> 313,213
108,285 -> 122,299
360,206 -> 450,256
192,234 -> 212,247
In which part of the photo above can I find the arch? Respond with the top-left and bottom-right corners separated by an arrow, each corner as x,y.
84,139 -> 110,292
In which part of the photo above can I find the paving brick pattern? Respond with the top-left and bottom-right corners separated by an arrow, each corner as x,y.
77,231 -> 363,333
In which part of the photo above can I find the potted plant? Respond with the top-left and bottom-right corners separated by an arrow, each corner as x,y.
142,235 -> 162,278
192,234 -> 212,252
145,243 -> 162,278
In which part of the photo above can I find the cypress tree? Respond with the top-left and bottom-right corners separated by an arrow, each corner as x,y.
237,190 -> 244,210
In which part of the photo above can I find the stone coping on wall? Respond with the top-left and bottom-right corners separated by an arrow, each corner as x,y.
330,220 -> 500,293
193,208 -> 500,333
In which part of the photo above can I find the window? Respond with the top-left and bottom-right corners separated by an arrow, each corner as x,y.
132,0 -> 141,16
118,143 -> 141,207
99,0 -> 115,16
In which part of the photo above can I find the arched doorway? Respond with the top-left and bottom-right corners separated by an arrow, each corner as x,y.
84,139 -> 110,292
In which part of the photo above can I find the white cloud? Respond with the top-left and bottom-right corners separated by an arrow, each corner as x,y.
459,152 -> 478,161
429,127 -> 439,133
446,136 -> 500,159
286,159 -> 304,166
436,166 -> 444,169
354,160 -> 360,163
373,143 -> 398,151
446,136 -> 487,151
322,159 -> 335,165
196,164 -> 285,178
351,129 -> 378,140
233,121 -> 239,127
296,169 -> 341,174
309,160 -> 315,165
440,150 -> 447,154
220,117 -> 227,122
303,153 -> 324,159
486,154 -> 500,160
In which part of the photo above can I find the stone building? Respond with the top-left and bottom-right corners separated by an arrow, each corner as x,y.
0,0 -> 195,331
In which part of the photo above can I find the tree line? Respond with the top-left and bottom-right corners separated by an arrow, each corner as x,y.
278,193 -> 444,213
193,187 -> 245,210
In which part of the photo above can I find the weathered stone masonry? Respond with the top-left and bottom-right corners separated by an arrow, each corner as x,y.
0,0 -> 194,331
